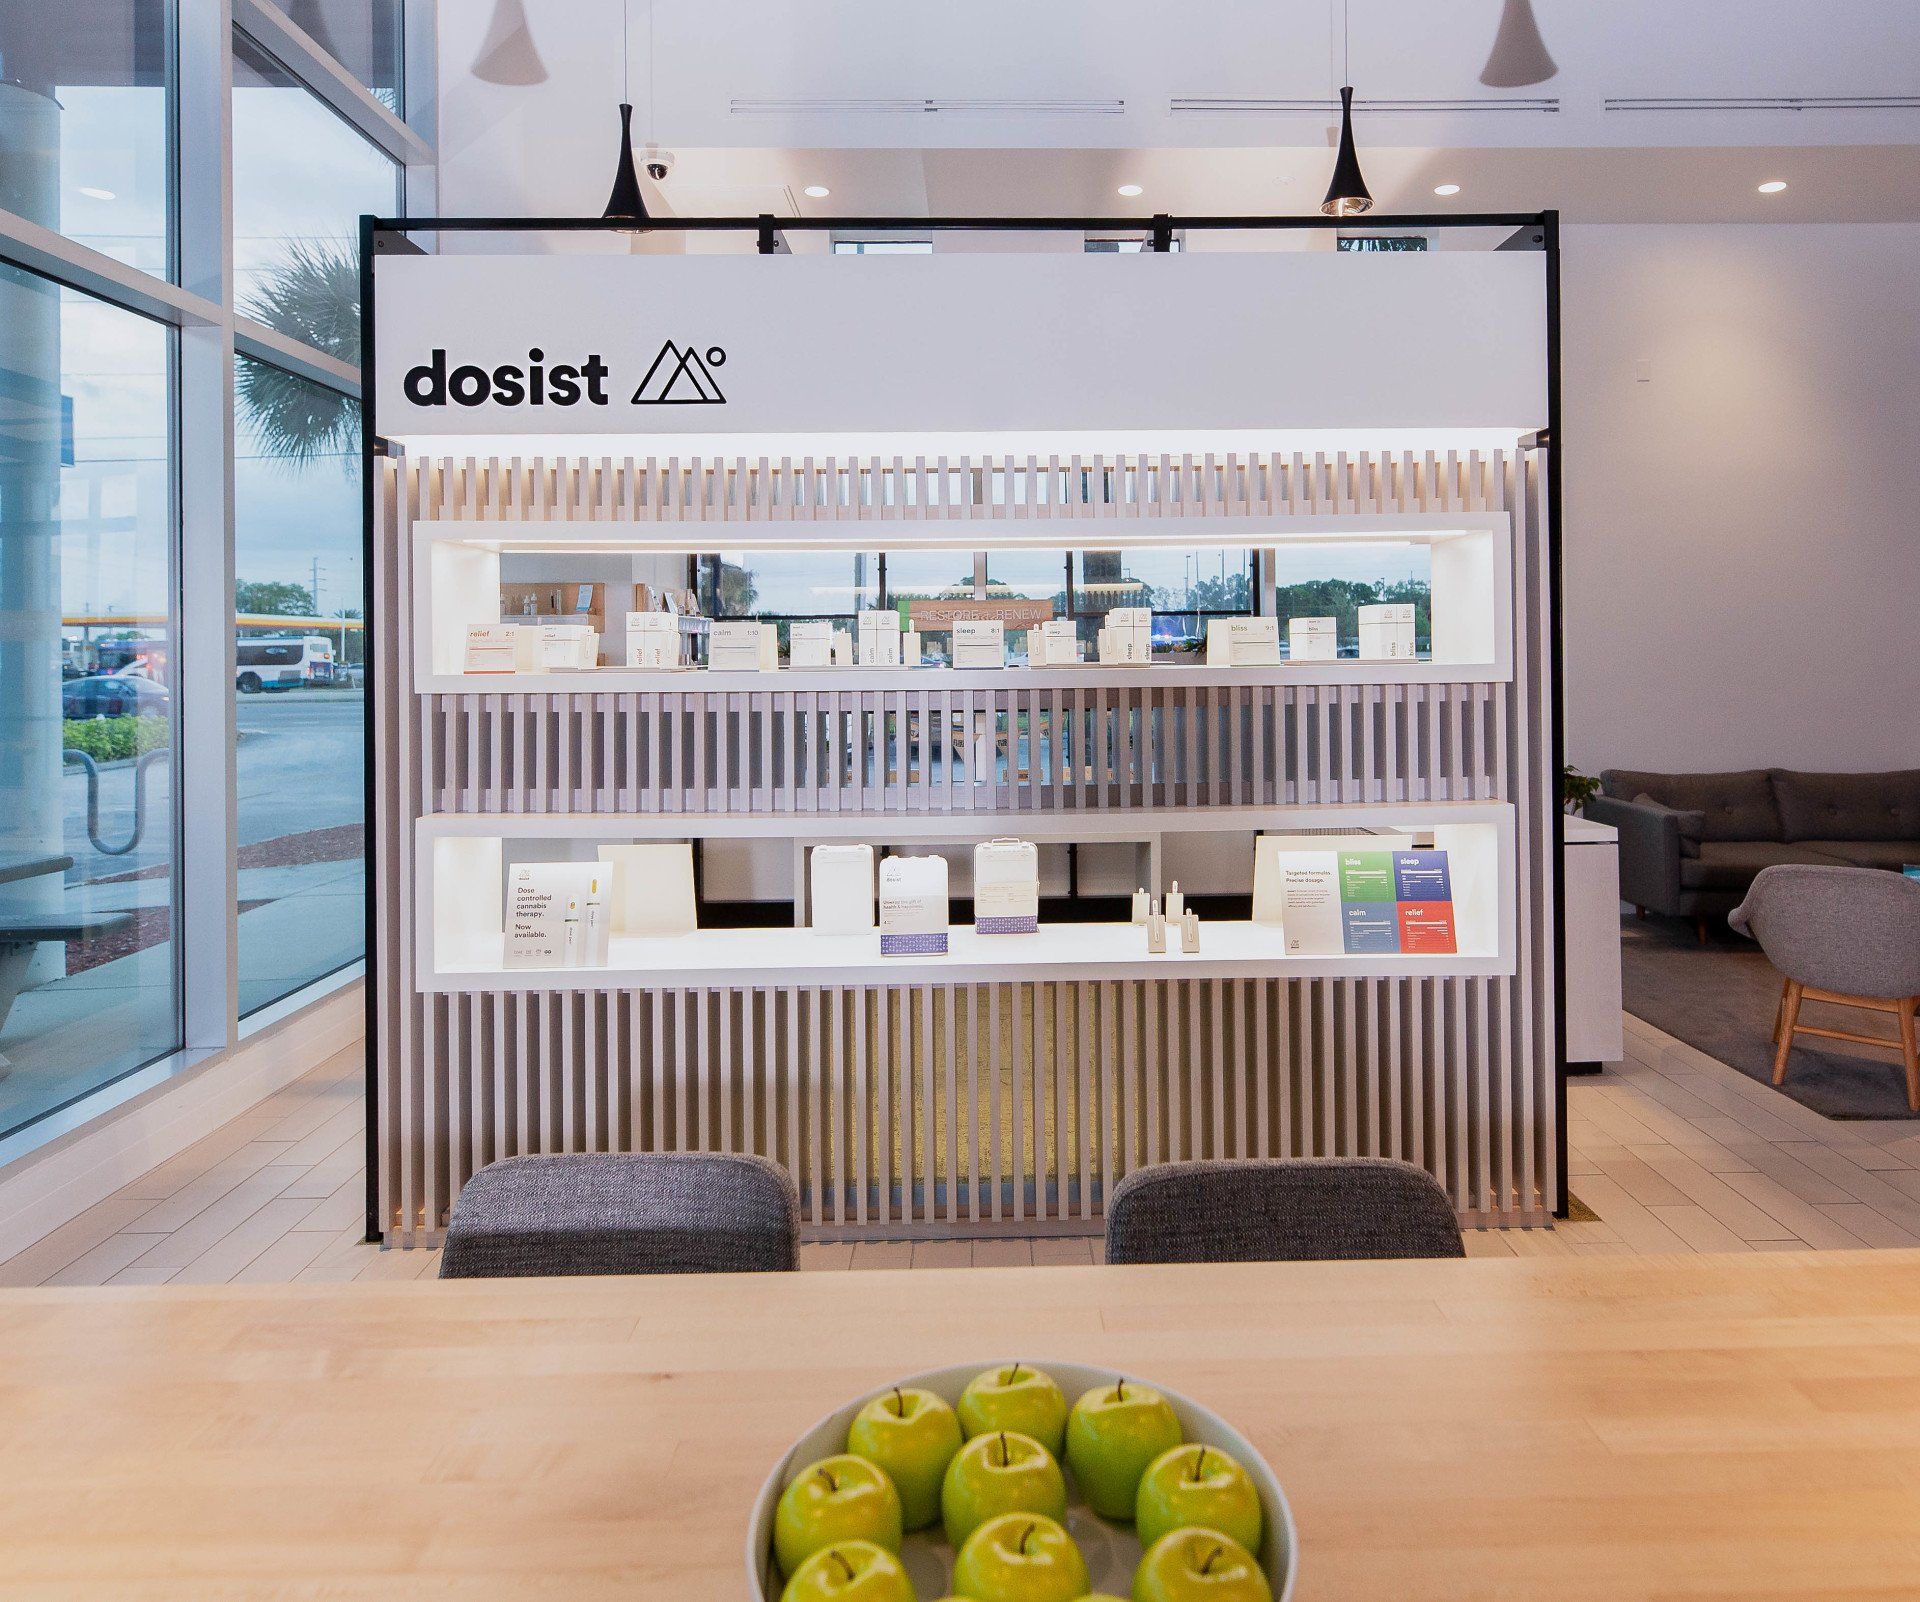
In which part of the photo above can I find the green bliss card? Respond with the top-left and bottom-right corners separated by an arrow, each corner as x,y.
1337,851 -> 1397,903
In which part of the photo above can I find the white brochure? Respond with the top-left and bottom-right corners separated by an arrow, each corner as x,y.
1358,603 -> 1418,660
464,625 -> 520,674
878,855 -> 950,955
1206,616 -> 1282,667
1251,845 -> 1344,956
625,611 -> 679,669
810,843 -> 876,934
1288,616 -> 1338,661
504,862 -> 608,968
952,618 -> 1006,669
596,843 -> 696,936
789,619 -> 834,668
973,838 -> 1039,934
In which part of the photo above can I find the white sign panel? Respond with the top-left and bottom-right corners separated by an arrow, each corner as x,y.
372,253 -> 1547,444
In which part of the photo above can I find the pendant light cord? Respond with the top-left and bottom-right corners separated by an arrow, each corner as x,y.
648,0 -> 657,144
1341,0 -> 1350,83
622,0 -> 630,102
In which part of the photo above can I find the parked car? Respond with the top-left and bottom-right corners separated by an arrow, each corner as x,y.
62,675 -> 171,719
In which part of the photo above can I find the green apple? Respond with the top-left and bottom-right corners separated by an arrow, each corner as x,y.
1131,1529 -> 1271,1602
1134,1444 -> 1262,1554
779,1540 -> 916,1602
951,1512 -> 1089,1602
957,1363 -> 1070,1456
848,1385 -> 963,1531
1064,1379 -> 1183,1520
774,1454 -> 904,1580
941,1429 -> 1067,1548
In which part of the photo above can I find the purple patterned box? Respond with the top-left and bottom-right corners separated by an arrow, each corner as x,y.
879,930 -> 950,956
976,914 -> 1038,935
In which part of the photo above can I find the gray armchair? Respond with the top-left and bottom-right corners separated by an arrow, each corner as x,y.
1730,865 -> 1920,1112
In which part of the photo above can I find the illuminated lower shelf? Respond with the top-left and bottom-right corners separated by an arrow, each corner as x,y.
422,919 -> 1511,993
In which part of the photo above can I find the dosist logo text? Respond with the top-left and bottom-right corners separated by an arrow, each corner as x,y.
401,341 -> 728,409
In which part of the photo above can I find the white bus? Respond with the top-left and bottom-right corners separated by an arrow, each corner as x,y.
235,636 -> 336,693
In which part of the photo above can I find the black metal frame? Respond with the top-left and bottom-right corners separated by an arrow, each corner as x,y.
359,211 -> 1567,1241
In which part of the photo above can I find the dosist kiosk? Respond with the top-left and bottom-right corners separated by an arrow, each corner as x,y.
365,220 -> 1562,1247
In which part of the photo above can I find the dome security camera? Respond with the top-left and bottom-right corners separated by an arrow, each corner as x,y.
643,146 -> 675,182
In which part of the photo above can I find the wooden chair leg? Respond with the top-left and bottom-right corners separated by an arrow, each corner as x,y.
1634,906 -> 1647,921
1772,980 -> 1804,1086
1900,997 -> 1919,1115
1695,918 -> 1709,945
1770,978 -> 1789,1045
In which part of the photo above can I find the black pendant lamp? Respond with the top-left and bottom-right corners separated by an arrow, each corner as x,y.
602,1 -> 650,220
1320,86 -> 1373,217
1320,0 -> 1372,217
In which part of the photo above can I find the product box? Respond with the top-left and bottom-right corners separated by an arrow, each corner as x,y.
1028,619 -> 1080,666
878,855 -> 950,955
464,624 -> 521,674
1358,603 -> 1418,661
625,611 -> 679,670
973,838 -> 1039,935
952,618 -> 1006,670
595,843 -> 696,937
1288,616 -> 1339,662
1397,901 -> 1458,954
504,862 -> 608,969
1098,607 -> 1152,664
535,624 -> 597,672
1205,616 -> 1282,667
789,619 -> 834,669
709,620 -> 775,672
810,843 -> 876,935
858,609 -> 903,667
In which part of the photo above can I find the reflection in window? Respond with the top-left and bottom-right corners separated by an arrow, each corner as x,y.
232,354 -> 365,1015
698,551 -> 878,618
232,29 -> 399,339
277,0 -> 405,112
0,0 -> 175,279
0,262 -> 178,1137
1079,548 -> 1254,617
1270,541 -> 1432,657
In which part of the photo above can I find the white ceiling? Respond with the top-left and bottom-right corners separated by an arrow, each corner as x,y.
436,0 -> 1920,225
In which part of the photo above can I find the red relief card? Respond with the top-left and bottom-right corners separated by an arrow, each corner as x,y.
1397,901 -> 1457,955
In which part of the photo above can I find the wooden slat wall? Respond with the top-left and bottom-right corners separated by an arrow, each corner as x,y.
373,450 -> 1555,1243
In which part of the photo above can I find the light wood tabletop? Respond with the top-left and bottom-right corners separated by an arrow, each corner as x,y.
4,1250 -> 1920,1600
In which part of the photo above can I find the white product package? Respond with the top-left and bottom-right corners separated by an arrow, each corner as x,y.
952,619 -> 1006,669
595,843 -> 697,936
504,862 -> 609,968
1205,616 -> 1281,667
858,609 -> 903,667
789,619 -> 834,668
973,838 -> 1039,935
878,855 -> 950,956
535,624 -> 597,671
464,625 -> 520,674
625,611 -> 680,669
1029,619 -> 1080,666
810,843 -> 876,935
709,620 -> 776,671
1358,603 -> 1417,660
1288,616 -> 1338,662
1098,607 -> 1152,664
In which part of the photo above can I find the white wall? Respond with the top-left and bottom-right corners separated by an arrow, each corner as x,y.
1561,222 -> 1920,777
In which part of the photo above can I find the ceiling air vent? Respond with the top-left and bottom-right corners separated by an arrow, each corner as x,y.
1605,95 -> 1920,112
1170,95 -> 1558,114
730,97 -> 1126,116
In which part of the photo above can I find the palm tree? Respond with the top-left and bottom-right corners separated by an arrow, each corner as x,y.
237,240 -> 361,468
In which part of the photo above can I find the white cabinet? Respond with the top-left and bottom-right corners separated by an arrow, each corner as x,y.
1563,816 -> 1624,1067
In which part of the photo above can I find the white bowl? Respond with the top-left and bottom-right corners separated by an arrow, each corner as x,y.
747,1359 -> 1296,1600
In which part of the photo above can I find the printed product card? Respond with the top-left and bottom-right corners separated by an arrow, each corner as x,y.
596,843 -> 695,937
1358,602 -> 1417,661
1342,903 -> 1401,955
504,862 -> 606,969
1251,848 -> 1344,955
1288,616 -> 1338,662
1393,849 -> 1453,903
952,618 -> 1006,670
464,625 -> 520,674
789,619 -> 833,668
1397,901 -> 1458,954
1206,616 -> 1281,667
1336,851 -> 1398,903
878,855 -> 950,955
625,611 -> 679,669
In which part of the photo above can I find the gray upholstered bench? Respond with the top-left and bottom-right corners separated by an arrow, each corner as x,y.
439,1152 -> 800,1278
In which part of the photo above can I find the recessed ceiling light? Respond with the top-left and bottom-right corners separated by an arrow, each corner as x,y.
79,186 -> 116,201
1433,183 -> 1461,196
1117,183 -> 1144,197
1757,180 -> 1787,194
804,184 -> 831,198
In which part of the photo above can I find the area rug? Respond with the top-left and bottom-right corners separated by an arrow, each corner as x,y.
1620,914 -> 1916,1120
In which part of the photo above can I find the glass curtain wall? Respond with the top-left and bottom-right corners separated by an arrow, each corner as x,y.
0,4 -> 427,1145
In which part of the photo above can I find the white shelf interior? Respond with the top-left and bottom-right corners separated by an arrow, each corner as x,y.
416,805 -> 1514,992
412,512 -> 1513,692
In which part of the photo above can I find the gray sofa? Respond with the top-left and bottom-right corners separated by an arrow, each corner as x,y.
1588,768 -> 1920,939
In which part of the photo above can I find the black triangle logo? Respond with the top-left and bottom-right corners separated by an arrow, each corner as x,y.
631,340 -> 727,404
